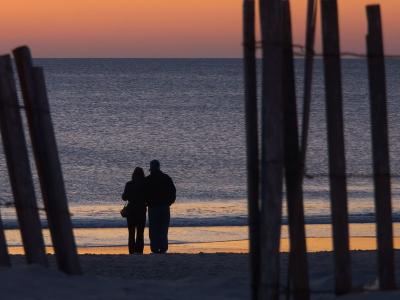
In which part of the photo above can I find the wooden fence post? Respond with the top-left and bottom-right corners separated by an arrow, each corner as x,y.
366,4 -> 396,290
282,1 -> 310,299
243,1 -> 260,299
320,0 -> 351,294
300,0 -> 318,168
0,61 -> 11,266
259,0 -> 284,299
0,55 -> 47,266
13,47 -> 81,275
0,213 -> 10,266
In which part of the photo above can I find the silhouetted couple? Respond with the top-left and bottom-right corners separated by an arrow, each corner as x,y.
121,160 -> 176,254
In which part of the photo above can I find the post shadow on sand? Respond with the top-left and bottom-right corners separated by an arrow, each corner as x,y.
122,160 -> 176,254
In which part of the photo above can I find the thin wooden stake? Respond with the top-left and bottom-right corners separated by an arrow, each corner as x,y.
13,47 -> 81,275
366,4 -> 396,290
0,55 -> 47,266
300,0 -> 318,170
282,1 -> 310,299
0,58 -> 14,268
320,0 -> 351,294
259,0 -> 284,299
0,212 -> 10,266
243,1 -> 260,299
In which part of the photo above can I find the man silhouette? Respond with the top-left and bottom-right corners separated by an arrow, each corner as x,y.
145,160 -> 176,254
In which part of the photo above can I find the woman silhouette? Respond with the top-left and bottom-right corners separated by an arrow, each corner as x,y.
122,167 -> 146,254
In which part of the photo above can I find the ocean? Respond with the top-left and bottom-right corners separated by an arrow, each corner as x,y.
0,58 -> 400,246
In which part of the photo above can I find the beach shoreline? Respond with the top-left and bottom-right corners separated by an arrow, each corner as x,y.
5,223 -> 400,255
7,236 -> 400,255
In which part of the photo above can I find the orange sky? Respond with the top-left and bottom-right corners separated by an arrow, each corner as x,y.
0,0 -> 398,57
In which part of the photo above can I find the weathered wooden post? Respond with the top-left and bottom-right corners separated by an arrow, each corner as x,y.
320,0 -> 351,294
13,47 -> 81,275
0,213 -> 10,266
366,4 -> 396,290
259,0 -> 284,298
243,0 -> 260,299
0,57 -> 13,268
300,0 -> 318,167
282,1 -> 309,299
0,55 -> 48,266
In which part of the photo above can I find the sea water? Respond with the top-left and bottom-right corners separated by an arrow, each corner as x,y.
0,58 -> 400,246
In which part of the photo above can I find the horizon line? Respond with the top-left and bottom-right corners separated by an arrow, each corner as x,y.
29,57 -> 244,59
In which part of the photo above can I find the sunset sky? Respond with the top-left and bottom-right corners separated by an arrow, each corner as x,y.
0,0 -> 398,58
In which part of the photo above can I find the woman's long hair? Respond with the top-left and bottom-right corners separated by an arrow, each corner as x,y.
132,167 -> 145,181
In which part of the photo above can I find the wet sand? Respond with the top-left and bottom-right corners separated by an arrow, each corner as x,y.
7,236 -> 400,255
6,223 -> 400,255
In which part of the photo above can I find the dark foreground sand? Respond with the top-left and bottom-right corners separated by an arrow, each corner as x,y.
2,251 -> 400,299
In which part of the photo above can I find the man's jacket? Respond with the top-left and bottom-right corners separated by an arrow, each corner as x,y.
145,170 -> 176,207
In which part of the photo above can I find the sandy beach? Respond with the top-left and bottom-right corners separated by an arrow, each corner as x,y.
3,236 -> 400,299
4,225 -> 400,299
1,250 -> 400,300
3,225 -> 400,299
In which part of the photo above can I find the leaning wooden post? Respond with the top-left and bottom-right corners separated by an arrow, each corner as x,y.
243,1 -> 260,299
0,55 -> 47,266
13,47 -> 81,275
0,73 -> 10,266
0,212 -> 10,266
282,1 -> 310,299
300,0 -> 318,169
320,0 -> 351,294
259,0 -> 284,299
0,57 -> 13,268
366,4 -> 396,290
